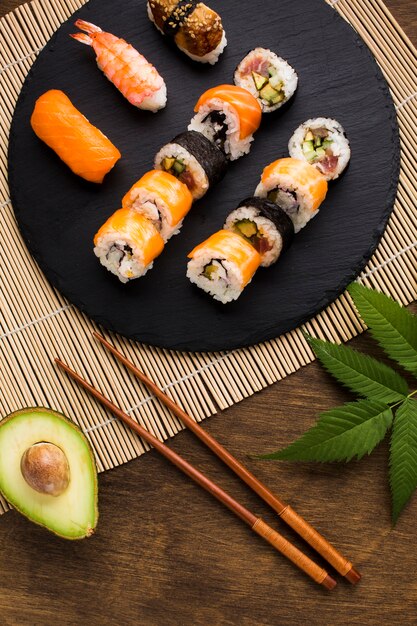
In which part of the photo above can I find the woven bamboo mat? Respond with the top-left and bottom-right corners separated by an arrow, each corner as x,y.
0,0 -> 416,515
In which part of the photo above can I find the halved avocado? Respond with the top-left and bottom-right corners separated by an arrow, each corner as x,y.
0,408 -> 98,539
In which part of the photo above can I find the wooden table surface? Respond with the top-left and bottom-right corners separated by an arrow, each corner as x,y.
0,1 -> 416,624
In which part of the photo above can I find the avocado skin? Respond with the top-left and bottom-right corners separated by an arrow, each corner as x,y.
0,407 -> 98,540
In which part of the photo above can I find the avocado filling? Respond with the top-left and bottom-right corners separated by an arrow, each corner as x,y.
267,188 -> 299,215
302,128 -> 334,163
161,156 -> 196,191
233,219 -> 272,254
251,65 -> 285,106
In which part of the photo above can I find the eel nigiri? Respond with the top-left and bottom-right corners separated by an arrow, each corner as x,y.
188,85 -> 262,160
71,20 -> 167,111
122,169 -> 193,242
147,0 -> 226,64
30,89 -> 121,184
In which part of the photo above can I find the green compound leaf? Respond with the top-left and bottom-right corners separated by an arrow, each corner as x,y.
307,336 -> 408,403
390,398 -> 417,524
348,283 -> 417,377
258,400 -> 393,462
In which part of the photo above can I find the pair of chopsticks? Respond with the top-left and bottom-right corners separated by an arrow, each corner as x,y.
55,332 -> 361,589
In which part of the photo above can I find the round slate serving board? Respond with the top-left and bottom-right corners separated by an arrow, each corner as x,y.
8,0 -> 399,352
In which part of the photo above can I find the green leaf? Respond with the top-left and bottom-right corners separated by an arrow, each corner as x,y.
307,336 -> 408,403
390,397 -> 417,523
257,400 -> 393,462
348,283 -> 417,377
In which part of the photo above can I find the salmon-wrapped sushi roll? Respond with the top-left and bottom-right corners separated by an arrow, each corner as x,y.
122,170 -> 193,242
147,0 -> 227,64
31,90 -> 121,184
187,230 -> 261,303
94,209 -> 164,283
188,85 -> 262,160
255,158 -> 328,233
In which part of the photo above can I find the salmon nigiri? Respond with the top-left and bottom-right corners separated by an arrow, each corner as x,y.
71,20 -> 167,112
188,84 -> 262,160
30,89 -> 121,184
122,170 -> 193,242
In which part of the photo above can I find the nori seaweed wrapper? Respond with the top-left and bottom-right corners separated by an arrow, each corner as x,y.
171,130 -> 228,188
236,196 -> 295,252
162,0 -> 199,37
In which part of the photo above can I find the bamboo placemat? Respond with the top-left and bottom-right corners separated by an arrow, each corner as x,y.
0,0 -> 416,515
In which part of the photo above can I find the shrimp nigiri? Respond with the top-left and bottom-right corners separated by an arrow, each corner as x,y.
71,20 -> 167,112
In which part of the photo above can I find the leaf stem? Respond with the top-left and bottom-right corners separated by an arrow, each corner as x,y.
408,390 -> 417,399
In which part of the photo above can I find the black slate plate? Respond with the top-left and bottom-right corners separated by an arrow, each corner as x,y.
8,0 -> 399,351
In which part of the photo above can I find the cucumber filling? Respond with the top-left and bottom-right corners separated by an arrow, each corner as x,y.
202,259 -> 229,284
302,128 -> 334,163
251,66 -> 285,106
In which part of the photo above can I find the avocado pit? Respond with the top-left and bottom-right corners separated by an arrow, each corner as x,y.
21,442 -> 70,497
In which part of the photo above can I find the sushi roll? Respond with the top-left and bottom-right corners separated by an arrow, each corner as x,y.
122,170 -> 193,242
154,130 -> 227,200
288,118 -> 351,181
254,158 -> 328,233
147,0 -> 227,64
94,208 -> 164,283
31,90 -> 121,184
224,197 -> 294,267
187,230 -> 261,303
234,48 -> 298,113
188,85 -> 262,160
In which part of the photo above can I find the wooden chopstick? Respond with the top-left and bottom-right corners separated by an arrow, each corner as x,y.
55,357 -> 336,590
93,332 -> 361,585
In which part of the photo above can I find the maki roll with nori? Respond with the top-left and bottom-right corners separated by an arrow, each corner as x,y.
94,209 -> 164,283
224,197 -> 294,267
234,48 -> 298,113
288,118 -> 351,181
122,170 -> 193,242
147,0 -> 227,64
187,230 -> 261,303
188,85 -> 262,160
154,130 -> 227,200
255,158 -> 328,233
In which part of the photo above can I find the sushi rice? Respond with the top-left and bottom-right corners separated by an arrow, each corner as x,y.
155,142 -> 209,200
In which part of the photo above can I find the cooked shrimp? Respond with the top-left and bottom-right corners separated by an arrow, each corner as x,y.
70,20 -> 167,111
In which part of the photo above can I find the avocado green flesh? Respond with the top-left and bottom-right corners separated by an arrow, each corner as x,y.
203,263 -> 218,280
162,157 -> 185,176
251,68 -> 285,105
235,219 -> 258,238
0,408 -> 98,539
302,131 -> 333,162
